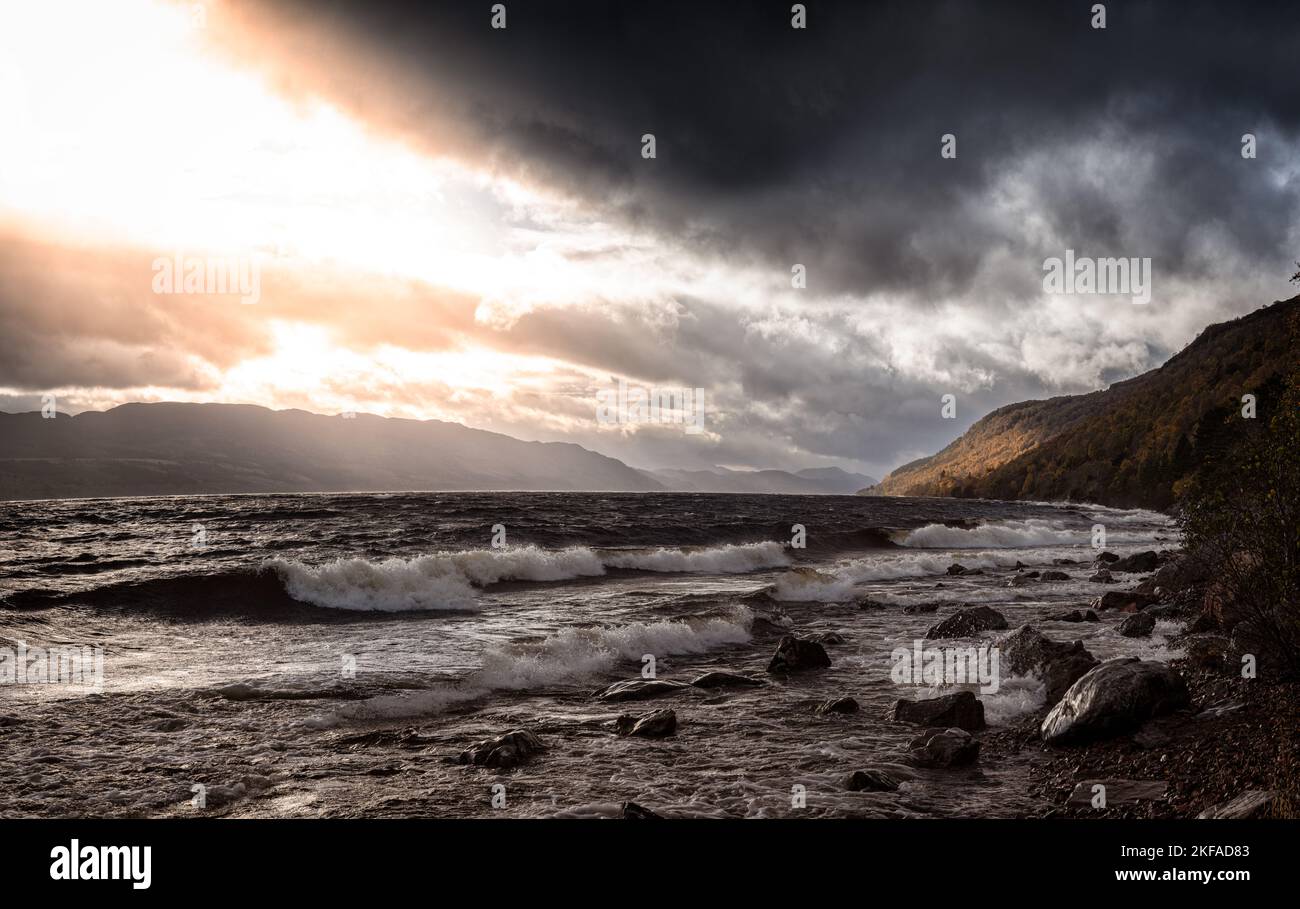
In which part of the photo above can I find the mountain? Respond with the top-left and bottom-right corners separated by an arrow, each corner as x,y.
0,402 -> 664,500
866,296 -> 1300,510
642,465 -> 876,495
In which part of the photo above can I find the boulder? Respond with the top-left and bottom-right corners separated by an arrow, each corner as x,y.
690,671 -> 763,689
816,696 -> 860,715
1040,570 -> 1071,581
1040,658 -> 1190,745
1094,551 -> 1121,565
1090,590 -> 1157,612
1110,550 -> 1159,573
808,631 -> 847,645
906,727 -> 979,768
1180,634 -> 1231,671
616,708 -> 677,738
890,690 -> 985,731
456,729 -> 545,769
924,606 -> 1008,640
995,624 -> 1099,704
621,801 -> 664,819
843,769 -> 901,792
1197,790 -> 1277,819
903,603 -> 940,615
766,635 -> 831,673
595,679 -> 691,702
947,563 -> 968,576
1066,779 -> 1168,808
1119,612 -> 1156,638
1053,609 -> 1099,623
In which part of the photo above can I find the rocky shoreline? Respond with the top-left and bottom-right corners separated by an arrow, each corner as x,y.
445,546 -> 1298,819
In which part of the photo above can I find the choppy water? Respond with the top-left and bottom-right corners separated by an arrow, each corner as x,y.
0,492 -> 1181,817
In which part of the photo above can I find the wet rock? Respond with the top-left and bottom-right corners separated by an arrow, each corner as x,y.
906,727 -> 979,768
1110,550 -> 1159,573
816,696 -> 860,715
891,690 -> 985,731
1007,574 -> 1036,587
1094,551 -> 1121,565
594,679 -> 691,702
1066,779 -> 1168,808
903,603 -> 940,614
1040,570 -> 1071,581
843,769 -> 900,792
1052,558 -> 1078,565
856,598 -> 889,610
1090,590 -> 1157,612
947,563 -> 968,576
1180,634 -> 1231,671
1040,658 -> 1190,745
808,631 -> 846,645
995,624 -> 1099,705
1197,790 -> 1277,819
1144,603 -> 1184,620
1089,569 -> 1114,583
1118,612 -> 1156,638
924,605 -> 1008,639
690,671 -> 763,689
616,708 -> 677,738
766,635 -> 832,673
622,801 -> 664,819
1052,609 -> 1099,623
457,729 -> 546,769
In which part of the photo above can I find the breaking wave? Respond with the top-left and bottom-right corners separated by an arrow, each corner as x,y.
270,542 -> 790,612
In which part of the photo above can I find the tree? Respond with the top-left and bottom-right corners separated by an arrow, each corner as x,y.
1179,364 -> 1300,677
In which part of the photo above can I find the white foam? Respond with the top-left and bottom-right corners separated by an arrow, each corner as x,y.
270,542 -> 786,612
902,518 -> 1085,549
475,609 -> 754,689
606,541 -> 790,573
309,609 -> 754,724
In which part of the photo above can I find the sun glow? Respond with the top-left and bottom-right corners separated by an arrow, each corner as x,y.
0,0 -> 565,296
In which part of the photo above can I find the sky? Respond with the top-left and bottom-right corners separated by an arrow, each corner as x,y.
1,0 -> 1297,479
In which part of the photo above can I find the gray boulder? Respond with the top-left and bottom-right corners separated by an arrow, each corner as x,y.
616,708 -> 677,738
595,679 -> 691,702
1197,790 -> 1277,819
690,671 -> 763,689
816,696 -> 860,715
924,606 -> 1008,640
906,727 -> 980,768
843,769 -> 901,792
456,729 -> 546,769
1041,658 -> 1190,745
890,690 -> 985,731
1110,550 -> 1159,573
1119,612 -> 1157,638
996,624 -> 1099,705
767,635 -> 831,673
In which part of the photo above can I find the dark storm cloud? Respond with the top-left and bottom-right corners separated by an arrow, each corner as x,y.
250,0 -> 1300,300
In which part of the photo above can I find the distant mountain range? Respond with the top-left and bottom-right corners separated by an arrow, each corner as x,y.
865,296 -> 1300,509
0,402 -> 872,501
641,465 -> 876,495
